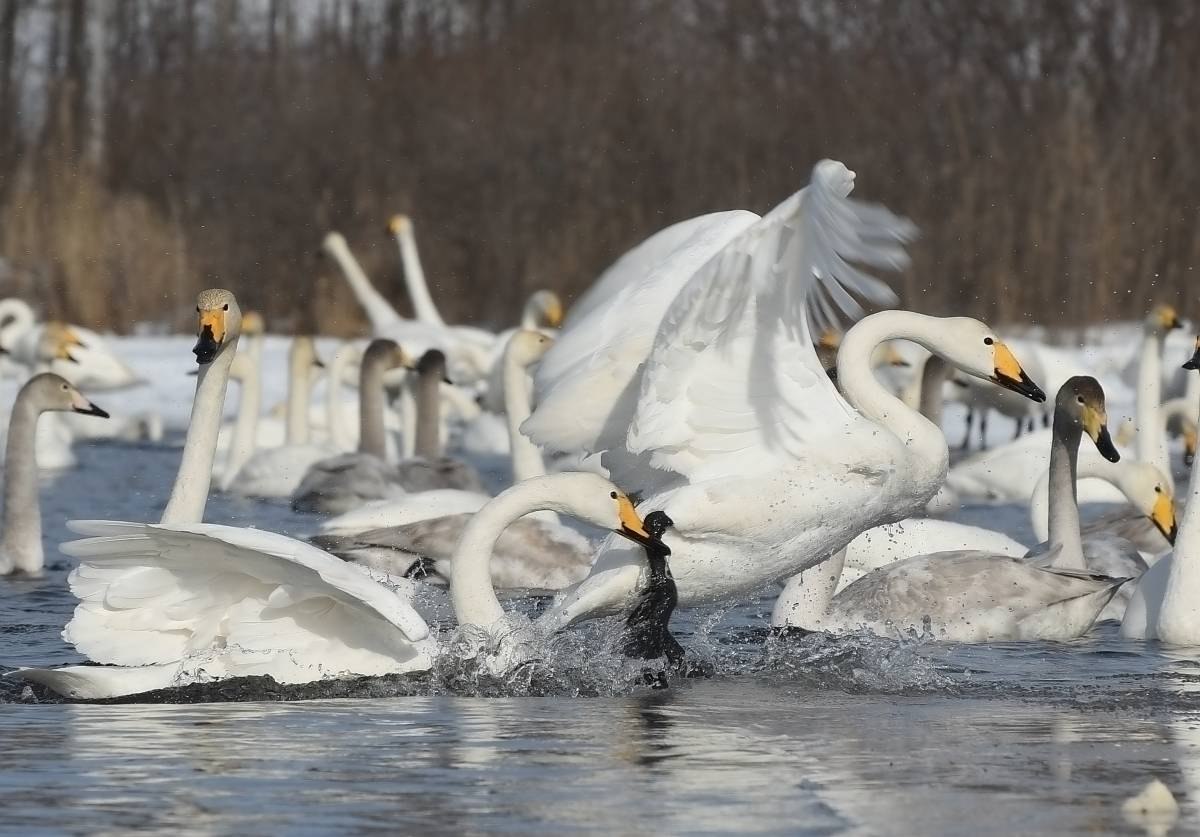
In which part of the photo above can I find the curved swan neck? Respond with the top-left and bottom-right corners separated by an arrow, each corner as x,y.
220,335 -> 262,491
1,388 -> 45,572
1136,330 -> 1169,475
1044,411 -> 1086,570
837,312 -> 949,476
449,476 -> 567,627
324,237 -> 403,333
771,549 -> 846,628
504,347 -> 545,483
414,364 -> 442,460
358,351 -> 390,459
394,222 -> 445,327
286,343 -> 312,446
161,337 -> 239,525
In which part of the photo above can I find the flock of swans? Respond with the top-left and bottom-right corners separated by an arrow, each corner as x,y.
2,158 -> 1200,702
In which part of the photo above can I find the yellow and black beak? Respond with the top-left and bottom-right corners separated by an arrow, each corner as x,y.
1150,492 -> 1178,545
1185,337 -> 1200,371
614,493 -> 654,547
1081,405 -> 1120,463
990,341 -> 1046,403
193,309 -> 226,364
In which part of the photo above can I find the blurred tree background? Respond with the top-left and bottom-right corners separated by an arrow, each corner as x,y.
0,0 -> 1196,335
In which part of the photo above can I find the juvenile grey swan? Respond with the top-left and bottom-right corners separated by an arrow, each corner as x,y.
291,339 -> 411,514
0,373 -> 108,575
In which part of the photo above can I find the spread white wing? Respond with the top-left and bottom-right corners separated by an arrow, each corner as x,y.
628,160 -> 916,479
60,520 -> 430,679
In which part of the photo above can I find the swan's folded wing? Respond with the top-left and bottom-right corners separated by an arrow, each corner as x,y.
628,160 -> 916,479
523,210 -> 759,455
60,520 -> 430,670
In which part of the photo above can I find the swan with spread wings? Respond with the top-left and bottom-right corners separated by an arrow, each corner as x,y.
523,160 -> 1047,629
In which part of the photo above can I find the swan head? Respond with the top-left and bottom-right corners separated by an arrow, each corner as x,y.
24,373 -> 109,419
1115,461 -> 1179,545
505,329 -> 555,369
1184,335 -> 1200,370
525,290 -> 564,329
240,311 -> 265,336
536,473 -> 653,547
363,338 -> 411,371
193,289 -> 241,365
416,349 -> 454,384
1058,376 -> 1120,463
385,214 -> 412,236
38,322 -> 84,364
941,319 -> 1046,403
319,232 -> 348,258
1147,304 -> 1183,335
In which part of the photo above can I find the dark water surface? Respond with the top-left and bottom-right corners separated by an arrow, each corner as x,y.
2,441 -> 1198,835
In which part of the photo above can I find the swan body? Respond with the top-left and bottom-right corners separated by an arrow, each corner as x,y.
319,489 -> 491,536
782,549 -> 1126,642
838,519 -> 1027,590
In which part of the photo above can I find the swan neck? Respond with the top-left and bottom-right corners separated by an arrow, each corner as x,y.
414,368 -> 441,459
838,312 -> 949,480
326,241 -> 402,333
504,349 -> 545,483
326,348 -> 357,451
1,393 -> 44,572
1162,387 -> 1200,628
358,354 -> 389,458
1044,412 -> 1086,570
161,339 -> 238,524
286,346 -> 311,446
1136,331 -> 1168,473
396,226 -> 445,327
399,382 -> 417,459
450,476 -> 561,628
0,299 -> 35,350
221,336 -> 261,490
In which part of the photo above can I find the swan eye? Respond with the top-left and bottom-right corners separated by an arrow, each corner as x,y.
983,337 -> 994,346
1155,485 -> 1162,493
195,306 -> 200,313
222,304 -> 229,311
609,491 -> 618,499
1076,396 -> 1084,404
61,384 -> 68,391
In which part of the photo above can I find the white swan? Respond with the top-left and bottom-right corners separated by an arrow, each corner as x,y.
0,374 -> 108,575
772,377 -> 1129,641
0,298 -> 140,390
215,311 -> 264,491
290,339 -> 411,514
524,161 -> 1046,630
11,298 -> 655,698
0,327 -> 87,471
1121,337 -> 1200,643
229,336 -> 334,499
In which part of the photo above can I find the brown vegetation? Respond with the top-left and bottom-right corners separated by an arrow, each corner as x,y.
0,0 -> 1197,335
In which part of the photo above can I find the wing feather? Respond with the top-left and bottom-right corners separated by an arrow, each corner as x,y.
627,160 -> 916,478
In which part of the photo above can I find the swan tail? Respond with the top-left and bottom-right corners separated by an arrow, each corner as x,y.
1015,579 -> 1129,640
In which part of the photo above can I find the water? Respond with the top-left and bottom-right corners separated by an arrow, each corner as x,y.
3,440 -> 1200,835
